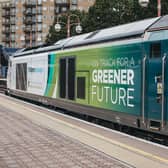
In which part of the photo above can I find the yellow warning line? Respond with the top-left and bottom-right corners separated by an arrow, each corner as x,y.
6,99 -> 168,164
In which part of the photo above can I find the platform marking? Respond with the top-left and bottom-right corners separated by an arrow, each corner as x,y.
4,98 -> 168,165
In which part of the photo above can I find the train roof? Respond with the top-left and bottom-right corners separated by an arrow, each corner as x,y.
148,15 -> 168,31
13,15 -> 168,57
63,17 -> 159,48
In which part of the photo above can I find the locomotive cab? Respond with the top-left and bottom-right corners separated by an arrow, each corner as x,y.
143,16 -> 168,131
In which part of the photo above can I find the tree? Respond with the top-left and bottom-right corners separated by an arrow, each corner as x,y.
82,0 -> 136,33
46,0 -> 168,43
82,0 -> 168,33
46,10 -> 85,44
133,0 -> 168,20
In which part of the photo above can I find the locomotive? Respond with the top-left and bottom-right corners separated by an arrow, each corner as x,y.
7,15 -> 168,136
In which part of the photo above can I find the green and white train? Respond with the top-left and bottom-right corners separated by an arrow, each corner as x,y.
7,15 -> 168,136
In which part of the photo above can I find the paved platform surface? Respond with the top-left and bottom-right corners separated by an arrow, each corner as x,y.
0,97 -> 131,168
0,94 -> 168,168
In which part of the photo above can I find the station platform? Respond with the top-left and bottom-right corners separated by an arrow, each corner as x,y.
0,94 -> 167,168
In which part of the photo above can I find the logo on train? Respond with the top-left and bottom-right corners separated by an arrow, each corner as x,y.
91,57 -> 135,108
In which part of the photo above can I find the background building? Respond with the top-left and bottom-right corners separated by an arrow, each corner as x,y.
77,0 -> 95,11
1,0 -> 56,48
55,0 -> 95,14
0,0 -> 95,48
0,0 -> 11,47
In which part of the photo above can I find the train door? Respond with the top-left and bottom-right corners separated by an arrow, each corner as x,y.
16,63 -> 27,91
76,72 -> 89,104
59,57 -> 75,100
143,41 -> 166,130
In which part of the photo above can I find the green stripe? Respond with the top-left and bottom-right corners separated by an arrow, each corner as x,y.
45,54 -> 57,96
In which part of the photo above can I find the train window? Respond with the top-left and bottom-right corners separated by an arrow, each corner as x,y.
59,57 -> 76,100
68,58 -> 75,100
59,59 -> 66,98
150,43 -> 161,58
16,63 -> 27,91
77,77 -> 85,99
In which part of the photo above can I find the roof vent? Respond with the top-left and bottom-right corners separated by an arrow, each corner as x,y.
85,30 -> 100,39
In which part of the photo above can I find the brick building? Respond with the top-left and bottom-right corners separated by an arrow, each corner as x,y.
0,0 -> 11,47
0,0 -> 95,48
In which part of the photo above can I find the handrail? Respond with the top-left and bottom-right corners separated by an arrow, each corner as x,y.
142,55 -> 147,125
161,54 -> 166,129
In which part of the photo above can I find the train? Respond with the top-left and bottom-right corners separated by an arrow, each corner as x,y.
0,45 -> 19,92
0,45 -> 19,78
7,15 -> 168,137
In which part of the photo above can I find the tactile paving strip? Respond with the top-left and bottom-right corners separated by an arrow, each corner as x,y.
0,106 -> 132,168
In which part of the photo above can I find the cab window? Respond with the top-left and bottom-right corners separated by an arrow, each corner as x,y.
150,43 -> 161,58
